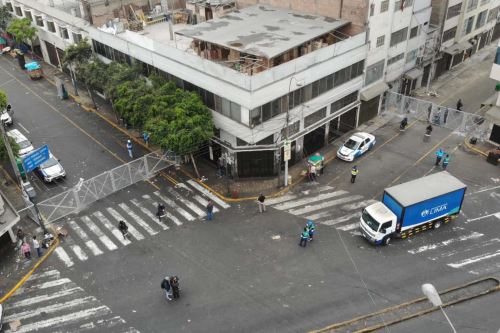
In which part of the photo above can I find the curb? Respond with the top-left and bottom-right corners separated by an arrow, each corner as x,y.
0,237 -> 60,303
463,135 -> 489,157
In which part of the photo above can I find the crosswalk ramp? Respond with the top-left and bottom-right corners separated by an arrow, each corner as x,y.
2,269 -> 138,333
53,181 -> 229,267
267,185 -> 376,234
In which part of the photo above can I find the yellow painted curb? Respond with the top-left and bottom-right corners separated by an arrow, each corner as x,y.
463,135 -> 489,157
0,237 -> 60,304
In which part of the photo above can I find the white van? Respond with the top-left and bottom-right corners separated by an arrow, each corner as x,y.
7,129 -> 34,157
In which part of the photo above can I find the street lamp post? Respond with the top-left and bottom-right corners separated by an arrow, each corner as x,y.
421,283 -> 457,333
284,77 -> 303,187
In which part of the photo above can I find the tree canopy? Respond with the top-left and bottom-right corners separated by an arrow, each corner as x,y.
0,6 -> 12,32
62,38 -> 92,68
0,90 -> 7,110
7,18 -> 36,45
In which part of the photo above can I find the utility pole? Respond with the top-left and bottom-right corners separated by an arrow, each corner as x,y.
284,77 -> 303,187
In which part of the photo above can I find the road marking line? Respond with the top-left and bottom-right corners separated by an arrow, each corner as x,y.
407,232 -> 484,254
466,212 -> 500,223
54,247 -> 74,268
429,238 -> 500,260
167,187 -> 206,217
337,222 -> 360,231
70,245 -> 88,261
118,203 -> 158,235
27,270 -> 60,281
15,278 -> 72,295
320,212 -> 362,226
288,195 -> 364,215
68,220 -> 103,256
191,195 -> 220,213
153,191 -> 195,221
6,287 -> 82,309
106,207 -> 145,240
77,316 -> 127,331
3,305 -> 111,333
340,200 -> 377,211
273,190 -> 348,210
466,185 -> 500,195
17,122 -> 30,134
142,195 -> 183,226
130,198 -> 169,230
4,296 -> 97,322
0,77 -> 14,87
187,180 -> 230,209
306,210 -> 333,220
93,211 -> 131,246
267,193 -> 298,206
448,249 -> 500,268
81,216 -> 118,251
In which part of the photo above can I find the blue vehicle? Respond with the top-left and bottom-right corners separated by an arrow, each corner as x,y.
360,171 -> 467,245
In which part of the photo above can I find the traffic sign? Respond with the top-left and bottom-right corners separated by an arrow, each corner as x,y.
284,140 -> 291,161
22,145 -> 50,173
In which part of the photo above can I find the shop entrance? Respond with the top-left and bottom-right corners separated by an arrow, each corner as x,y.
303,125 -> 325,157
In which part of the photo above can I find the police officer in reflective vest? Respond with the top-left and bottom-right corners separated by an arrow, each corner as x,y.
351,166 -> 359,183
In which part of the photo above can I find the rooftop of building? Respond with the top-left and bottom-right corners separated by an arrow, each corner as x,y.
175,5 -> 349,59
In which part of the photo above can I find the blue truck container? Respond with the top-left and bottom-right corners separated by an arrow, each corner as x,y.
360,171 -> 467,245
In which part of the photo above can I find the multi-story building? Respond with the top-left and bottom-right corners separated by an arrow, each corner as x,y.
431,0 -> 500,79
486,40 -> 500,145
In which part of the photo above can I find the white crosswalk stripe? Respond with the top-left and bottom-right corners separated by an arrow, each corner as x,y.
187,179 -> 230,209
167,187 -> 206,217
130,199 -> 170,230
141,195 -> 183,226
288,195 -> 364,215
192,195 -> 220,213
273,191 -> 348,210
68,220 -> 103,256
93,211 -> 131,246
118,203 -> 158,235
81,216 -> 118,251
106,207 -> 145,240
322,212 -> 362,226
54,247 -> 74,268
70,245 -> 88,262
3,269 -> 138,333
153,191 -> 195,221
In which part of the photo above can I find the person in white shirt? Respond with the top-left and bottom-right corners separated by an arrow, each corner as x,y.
33,235 -> 42,257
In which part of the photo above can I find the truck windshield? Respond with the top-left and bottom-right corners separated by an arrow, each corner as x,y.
362,209 -> 380,232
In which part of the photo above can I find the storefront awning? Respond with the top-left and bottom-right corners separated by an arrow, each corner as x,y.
485,105 -> 500,124
360,82 -> 389,101
404,68 -> 423,80
443,41 -> 472,55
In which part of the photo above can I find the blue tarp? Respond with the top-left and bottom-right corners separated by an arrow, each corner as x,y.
25,62 -> 41,71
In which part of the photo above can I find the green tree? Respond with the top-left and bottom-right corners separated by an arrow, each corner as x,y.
0,89 -> 7,110
0,6 -> 12,32
62,38 -> 92,97
0,90 -> 19,161
7,18 -> 36,47
113,78 -> 153,127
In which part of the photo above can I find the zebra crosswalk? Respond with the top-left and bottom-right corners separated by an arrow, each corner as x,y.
2,269 -> 138,333
52,181 -> 230,267
268,185 -> 376,234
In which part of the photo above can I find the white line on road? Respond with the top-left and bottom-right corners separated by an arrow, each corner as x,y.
448,249 -> 500,268
187,180 -> 230,209
288,195 -> 364,215
106,207 -> 145,240
7,287 -> 82,309
93,211 -> 131,246
70,245 -> 88,261
428,238 -> 500,260
465,212 -> 500,223
81,216 -> 118,251
15,278 -> 72,295
141,195 -> 183,226
192,195 -> 220,213
273,190 -> 348,210
118,203 -> 158,235
153,191 -> 195,221
266,194 -> 298,206
320,212 -> 362,226
68,220 -> 103,256
54,248 -> 74,268
130,198 -> 169,230
407,232 -> 484,254
0,78 -> 14,87
337,222 -> 360,231
466,185 -> 500,195
28,270 -> 60,281
17,122 -> 30,134
167,187 -> 206,217
340,200 -> 377,211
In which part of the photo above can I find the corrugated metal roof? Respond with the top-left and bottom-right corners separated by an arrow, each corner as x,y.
384,171 -> 467,207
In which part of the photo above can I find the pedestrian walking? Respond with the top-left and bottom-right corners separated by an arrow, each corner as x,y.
350,166 -> 359,183
435,148 -> 444,166
310,164 -> 317,181
118,220 -> 130,240
427,104 -> 432,121
157,203 -> 166,222
443,108 -> 449,124
306,220 -> 316,241
161,276 -> 172,300
206,200 -> 214,221
33,235 -> 42,257
456,99 -> 463,111
143,131 -> 150,146
257,193 -> 266,213
170,276 -> 180,299
21,242 -> 31,260
299,227 -> 309,247
442,154 -> 450,170
126,139 -> 133,158
16,228 -> 24,249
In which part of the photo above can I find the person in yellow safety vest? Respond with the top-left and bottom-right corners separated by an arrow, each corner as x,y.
351,166 -> 359,183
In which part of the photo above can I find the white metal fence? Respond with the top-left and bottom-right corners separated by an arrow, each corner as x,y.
37,150 -> 175,224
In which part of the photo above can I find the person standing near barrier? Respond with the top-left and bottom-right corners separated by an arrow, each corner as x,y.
126,139 -> 133,158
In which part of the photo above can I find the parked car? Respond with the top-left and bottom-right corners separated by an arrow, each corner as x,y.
7,128 -> 34,157
0,104 -> 13,126
35,153 -> 66,183
337,132 -> 376,162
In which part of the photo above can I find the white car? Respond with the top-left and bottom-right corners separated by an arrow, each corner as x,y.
0,104 -> 13,126
337,132 -> 376,162
35,153 -> 66,183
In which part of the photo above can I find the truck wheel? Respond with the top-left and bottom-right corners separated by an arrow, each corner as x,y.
433,220 -> 442,229
383,236 -> 391,246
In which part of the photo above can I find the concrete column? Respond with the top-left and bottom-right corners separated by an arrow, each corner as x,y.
324,121 -> 330,145
295,136 -> 304,161
39,39 -> 51,65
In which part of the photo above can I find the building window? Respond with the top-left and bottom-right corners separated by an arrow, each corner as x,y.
5,2 -> 13,12
304,107 -> 326,128
442,26 -> 457,42
406,49 -> 418,63
409,26 -> 419,39
72,32 -> 82,43
46,21 -> 56,33
394,0 -> 413,12
365,60 -> 385,85
388,53 -> 404,65
60,27 -> 69,39
447,3 -> 462,19
476,10 -> 488,29
463,17 -> 474,35
24,10 -> 32,22
381,0 -> 389,13
390,27 -> 408,47
14,6 -> 22,16
280,121 -> 300,139
35,15 -> 44,27
376,35 -> 385,47
331,92 -> 358,113
488,6 -> 500,22
467,0 -> 478,12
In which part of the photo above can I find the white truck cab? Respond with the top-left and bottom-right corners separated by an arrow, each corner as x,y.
360,202 -> 397,245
